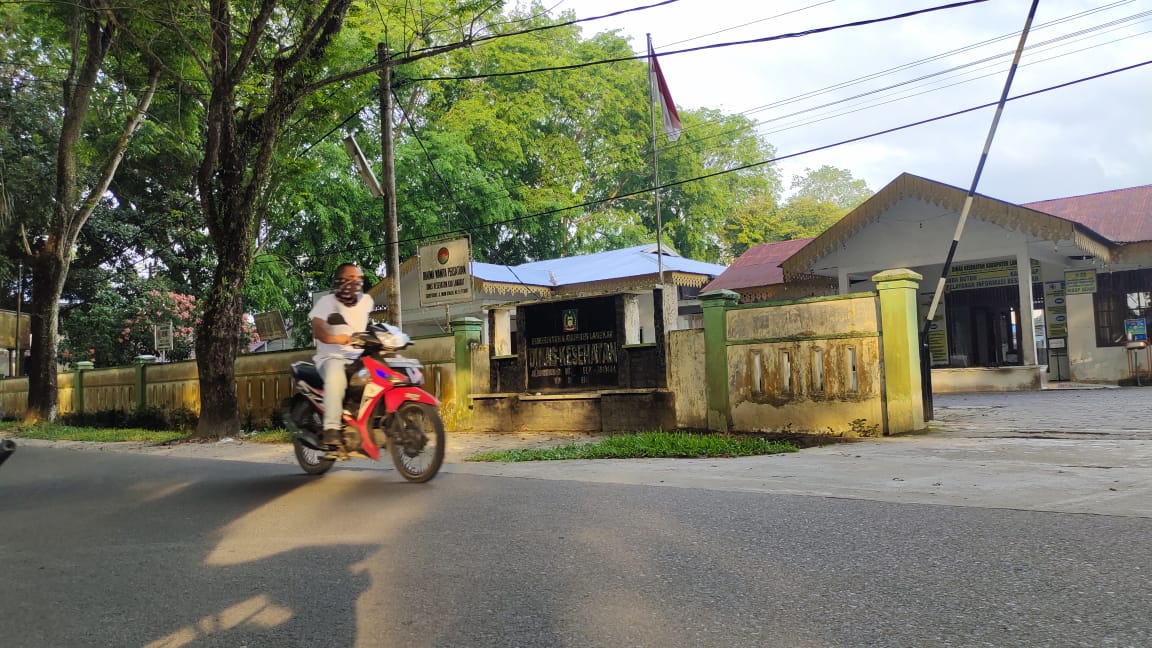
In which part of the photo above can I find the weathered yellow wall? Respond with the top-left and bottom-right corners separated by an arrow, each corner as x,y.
726,296 -> 879,340
0,335 -> 458,427
724,294 -> 886,436
80,366 -> 136,413
931,366 -> 1041,393
667,329 -> 706,429
0,311 -> 32,349
0,377 -> 28,416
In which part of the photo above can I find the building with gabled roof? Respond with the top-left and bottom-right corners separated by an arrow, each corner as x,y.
701,238 -> 834,302
706,173 -> 1152,389
370,243 -> 726,346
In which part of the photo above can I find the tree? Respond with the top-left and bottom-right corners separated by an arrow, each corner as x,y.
157,0 -> 503,438
720,166 -> 873,259
789,165 -> 873,210
3,1 -> 160,421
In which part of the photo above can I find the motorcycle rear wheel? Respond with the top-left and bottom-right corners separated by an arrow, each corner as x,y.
289,399 -> 335,475
385,402 -> 445,483
294,438 -> 335,475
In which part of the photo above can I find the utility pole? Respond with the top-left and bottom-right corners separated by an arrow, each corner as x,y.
379,42 -> 401,328
13,261 -> 22,377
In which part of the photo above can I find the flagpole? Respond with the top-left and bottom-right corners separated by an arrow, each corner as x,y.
647,33 -> 665,284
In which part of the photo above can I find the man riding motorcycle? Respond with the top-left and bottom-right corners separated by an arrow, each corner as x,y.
308,262 -> 375,457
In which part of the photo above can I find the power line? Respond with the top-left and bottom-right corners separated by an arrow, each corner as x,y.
405,0 -> 992,82
663,9 -> 1152,153
402,0 -> 683,56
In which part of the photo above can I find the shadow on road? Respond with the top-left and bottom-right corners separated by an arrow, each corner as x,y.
0,446 -> 430,647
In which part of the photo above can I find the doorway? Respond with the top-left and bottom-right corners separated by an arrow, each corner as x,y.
946,286 -> 1026,367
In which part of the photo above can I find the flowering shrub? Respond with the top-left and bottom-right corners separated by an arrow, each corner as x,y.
114,291 -> 261,363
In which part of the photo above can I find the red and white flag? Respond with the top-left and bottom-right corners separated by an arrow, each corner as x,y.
648,38 -> 682,142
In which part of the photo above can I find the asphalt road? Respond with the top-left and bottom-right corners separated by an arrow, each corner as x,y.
2,441 -> 1150,648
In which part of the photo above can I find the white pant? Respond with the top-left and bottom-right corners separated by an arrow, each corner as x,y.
319,358 -> 353,431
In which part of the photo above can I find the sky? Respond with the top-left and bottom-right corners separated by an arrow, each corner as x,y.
542,0 -> 1152,204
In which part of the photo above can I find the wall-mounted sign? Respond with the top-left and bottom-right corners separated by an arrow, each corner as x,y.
947,259 -> 1040,291
1043,281 -> 1067,338
418,237 -> 473,307
1064,269 -> 1097,295
1124,318 -> 1147,343
524,295 -> 619,390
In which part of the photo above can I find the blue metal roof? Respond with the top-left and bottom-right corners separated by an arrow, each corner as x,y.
472,244 -> 726,287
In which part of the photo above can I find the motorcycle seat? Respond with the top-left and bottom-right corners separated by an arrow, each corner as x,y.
291,361 -> 324,390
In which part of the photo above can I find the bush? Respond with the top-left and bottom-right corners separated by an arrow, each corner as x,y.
60,407 -> 198,432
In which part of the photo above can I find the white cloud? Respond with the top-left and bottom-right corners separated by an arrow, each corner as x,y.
552,0 -> 1152,203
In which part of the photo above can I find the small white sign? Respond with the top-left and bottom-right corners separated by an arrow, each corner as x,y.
154,322 -> 174,351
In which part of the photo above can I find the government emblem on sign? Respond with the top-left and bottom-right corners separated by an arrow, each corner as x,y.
437,247 -> 450,265
562,309 -> 578,332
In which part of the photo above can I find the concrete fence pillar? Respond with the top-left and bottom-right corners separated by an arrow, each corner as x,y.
74,361 -> 94,414
700,289 -> 740,432
134,355 -> 156,411
872,269 -> 925,434
451,317 -> 483,427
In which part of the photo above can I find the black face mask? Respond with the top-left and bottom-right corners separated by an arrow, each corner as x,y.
333,277 -> 363,307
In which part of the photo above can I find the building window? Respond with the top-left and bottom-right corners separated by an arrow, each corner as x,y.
1093,269 -> 1152,347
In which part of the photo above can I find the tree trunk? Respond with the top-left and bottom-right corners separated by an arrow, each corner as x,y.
192,235 -> 252,439
24,254 -> 67,422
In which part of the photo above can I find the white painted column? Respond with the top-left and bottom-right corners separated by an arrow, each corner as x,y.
838,268 -> 850,295
624,294 -> 640,344
1016,250 -> 1037,365
493,308 -> 512,356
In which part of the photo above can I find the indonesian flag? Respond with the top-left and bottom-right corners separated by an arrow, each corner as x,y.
648,39 -> 682,142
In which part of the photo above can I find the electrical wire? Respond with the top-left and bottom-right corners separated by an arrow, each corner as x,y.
405,0 -> 992,82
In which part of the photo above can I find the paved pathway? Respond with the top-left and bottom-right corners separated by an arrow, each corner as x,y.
931,386 -> 1152,439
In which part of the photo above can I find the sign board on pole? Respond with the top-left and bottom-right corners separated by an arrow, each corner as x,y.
154,322 -> 174,352
253,311 -> 288,341
418,237 -> 473,307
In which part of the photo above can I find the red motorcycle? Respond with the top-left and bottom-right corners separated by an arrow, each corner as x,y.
283,314 -> 445,482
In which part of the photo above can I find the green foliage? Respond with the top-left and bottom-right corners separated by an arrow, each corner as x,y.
466,430 -> 798,461
722,195 -> 844,260
790,165 -> 874,210
848,418 -> 882,437
3,421 -> 187,445
720,166 -> 874,259
53,406 -> 198,434
60,289 -> 259,367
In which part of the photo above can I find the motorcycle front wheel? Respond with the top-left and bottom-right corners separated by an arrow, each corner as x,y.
385,402 -> 445,483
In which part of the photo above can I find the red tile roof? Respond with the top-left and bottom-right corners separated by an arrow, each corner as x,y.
1023,185 -> 1152,243
703,238 -> 813,292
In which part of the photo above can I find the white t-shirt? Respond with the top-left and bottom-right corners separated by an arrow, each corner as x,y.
309,292 -> 376,365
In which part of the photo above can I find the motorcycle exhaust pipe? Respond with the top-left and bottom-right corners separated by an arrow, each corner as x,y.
0,439 -> 16,468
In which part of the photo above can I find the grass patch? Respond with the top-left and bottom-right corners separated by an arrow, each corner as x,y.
467,430 -> 800,462
0,421 -> 186,445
